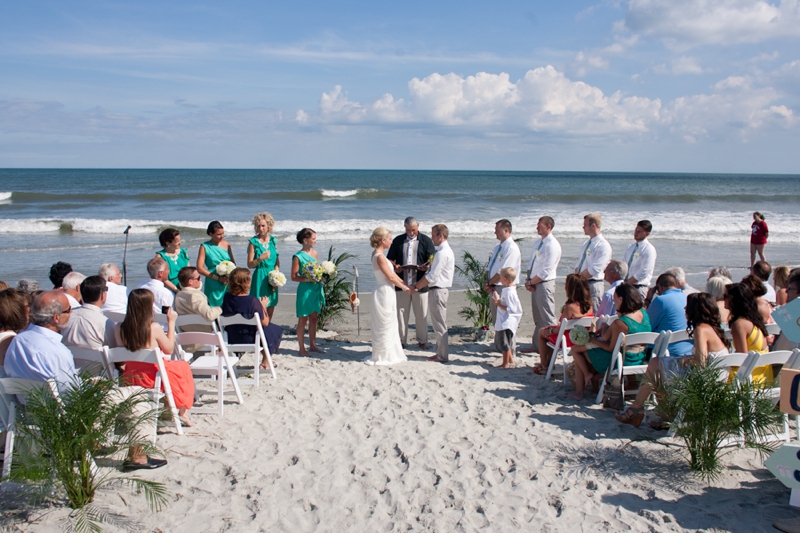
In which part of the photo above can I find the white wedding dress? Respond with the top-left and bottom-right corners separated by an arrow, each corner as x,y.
364,252 -> 407,366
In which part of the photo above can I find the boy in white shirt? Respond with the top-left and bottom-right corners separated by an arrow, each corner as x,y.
492,267 -> 524,368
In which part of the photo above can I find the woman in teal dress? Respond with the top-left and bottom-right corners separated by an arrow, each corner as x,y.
246,212 -> 280,320
196,220 -> 235,307
156,228 -> 190,293
568,283 -> 652,400
291,228 -> 325,357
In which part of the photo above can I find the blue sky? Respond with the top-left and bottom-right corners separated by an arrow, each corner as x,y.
1,0 -> 799,172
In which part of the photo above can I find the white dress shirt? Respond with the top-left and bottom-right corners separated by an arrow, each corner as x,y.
494,286 -> 523,332
574,234 -> 612,281
425,241 -> 455,288
763,282 -> 777,303
487,237 -> 522,285
138,279 -> 174,313
65,293 -> 81,309
102,282 -> 129,314
623,238 -> 657,286
526,234 -> 561,282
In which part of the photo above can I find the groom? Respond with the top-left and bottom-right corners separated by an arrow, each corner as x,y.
387,217 -> 436,349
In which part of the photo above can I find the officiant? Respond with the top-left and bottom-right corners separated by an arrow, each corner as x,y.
387,217 -> 436,349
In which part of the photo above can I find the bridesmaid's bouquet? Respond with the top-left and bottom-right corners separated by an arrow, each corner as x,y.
215,260 -> 236,277
319,260 -> 337,277
303,262 -> 324,283
569,325 -> 590,346
268,270 -> 286,288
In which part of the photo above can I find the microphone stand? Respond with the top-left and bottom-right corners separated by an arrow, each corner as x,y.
122,225 -> 131,286
353,265 -> 360,337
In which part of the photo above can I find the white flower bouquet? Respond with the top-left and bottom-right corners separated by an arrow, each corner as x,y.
569,325 -> 590,346
268,270 -> 286,288
319,260 -> 337,277
215,260 -> 236,277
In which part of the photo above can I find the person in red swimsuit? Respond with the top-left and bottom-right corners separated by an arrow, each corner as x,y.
750,211 -> 768,268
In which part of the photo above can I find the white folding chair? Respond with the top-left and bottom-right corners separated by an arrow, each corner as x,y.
176,331 -> 243,416
0,378 -> 62,491
595,331 -> 661,405
175,314 -> 220,334
67,345 -> 113,378
103,310 -> 126,324
106,348 -> 183,439
217,314 -> 277,386
767,323 -> 782,336
545,316 -> 594,384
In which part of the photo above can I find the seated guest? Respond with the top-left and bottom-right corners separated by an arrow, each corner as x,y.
706,275 -> 732,324
740,274 -> 773,326
138,257 -> 174,314
49,261 -> 72,289
221,268 -> 282,370
615,293 -> 729,427
751,261 -> 777,304
725,282 -> 771,385
774,266 -> 790,307
0,281 -> 9,291
61,271 -> 86,309
773,270 -> 800,351
99,263 -> 128,314
6,291 -> 166,469
115,289 -> 194,426
597,260 -> 627,317
61,275 -> 117,350
0,289 -> 29,377
647,273 -> 693,357
174,266 -> 222,331
708,266 -> 732,280
533,274 -> 592,375
16,279 -> 40,295
667,267 -> 698,294
569,283 -> 650,401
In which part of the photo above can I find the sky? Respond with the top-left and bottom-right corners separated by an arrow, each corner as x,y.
1,0 -> 799,172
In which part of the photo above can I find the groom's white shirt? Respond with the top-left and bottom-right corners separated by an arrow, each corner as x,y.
425,241 -> 454,288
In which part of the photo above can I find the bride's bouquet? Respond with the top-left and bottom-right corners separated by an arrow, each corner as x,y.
215,260 -> 236,277
302,262 -> 324,283
319,260 -> 337,277
268,270 -> 286,288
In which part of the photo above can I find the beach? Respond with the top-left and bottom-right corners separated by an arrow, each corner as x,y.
2,290 -> 798,532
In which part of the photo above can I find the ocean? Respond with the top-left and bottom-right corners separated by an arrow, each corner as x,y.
1,169 -> 799,293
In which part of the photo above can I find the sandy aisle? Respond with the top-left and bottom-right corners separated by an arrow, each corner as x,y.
2,290 -> 798,532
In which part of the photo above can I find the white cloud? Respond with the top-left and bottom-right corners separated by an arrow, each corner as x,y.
620,0 -> 800,48
671,56 -> 704,74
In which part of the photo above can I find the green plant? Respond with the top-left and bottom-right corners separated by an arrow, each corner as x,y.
318,246 -> 356,330
455,250 -> 492,329
652,360 -> 784,482
7,375 -> 169,532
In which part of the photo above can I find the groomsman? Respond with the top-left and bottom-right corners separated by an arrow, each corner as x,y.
485,220 -> 522,351
574,213 -> 612,314
413,224 -> 455,363
387,217 -> 436,349
522,216 -> 561,351
623,220 -> 657,300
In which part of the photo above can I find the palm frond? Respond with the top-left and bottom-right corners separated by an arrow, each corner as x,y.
318,246 -> 356,330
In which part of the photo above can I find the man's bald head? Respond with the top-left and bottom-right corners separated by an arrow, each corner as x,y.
30,291 -> 71,330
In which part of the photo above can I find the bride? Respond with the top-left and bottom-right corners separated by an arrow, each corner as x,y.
364,227 -> 411,365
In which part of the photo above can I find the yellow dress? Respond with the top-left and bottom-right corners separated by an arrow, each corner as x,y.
746,326 -> 773,386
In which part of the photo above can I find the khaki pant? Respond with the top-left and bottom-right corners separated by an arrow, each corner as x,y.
108,386 -> 157,441
396,290 -> 429,345
428,288 -> 449,361
530,279 -> 557,342
588,281 -> 604,315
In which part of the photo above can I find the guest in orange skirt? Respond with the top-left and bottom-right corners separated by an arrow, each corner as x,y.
115,289 -> 195,426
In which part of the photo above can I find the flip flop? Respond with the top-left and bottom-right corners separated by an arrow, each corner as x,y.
122,457 -> 167,471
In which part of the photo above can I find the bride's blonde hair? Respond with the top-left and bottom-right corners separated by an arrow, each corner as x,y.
370,227 -> 390,249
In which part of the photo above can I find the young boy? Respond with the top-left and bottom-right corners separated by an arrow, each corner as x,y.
492,266 -> 523,368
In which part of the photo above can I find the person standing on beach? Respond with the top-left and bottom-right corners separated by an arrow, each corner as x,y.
387,217 -> 435,349
156,228 -> 190,294
412,224 -> 455,363
197,221 -> 235,307
521,216 -> 560,353
247,212 -> 280,321
750,212 -> 768,268
492,267 -> 523,369
574,214 -> 612,314
291,228 -> 325,357
623,220 -> 656,300
485,219 -> 522,355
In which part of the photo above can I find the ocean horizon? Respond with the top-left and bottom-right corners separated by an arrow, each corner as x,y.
2,168 -> 799,292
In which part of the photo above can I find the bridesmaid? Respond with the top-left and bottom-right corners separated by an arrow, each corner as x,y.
156,228 -> 190,293
291,228 -> 325,357
197,220 -> 235,307
246,212 -> 280,320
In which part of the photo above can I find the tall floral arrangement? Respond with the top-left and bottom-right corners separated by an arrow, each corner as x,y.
317,247 -> 356,330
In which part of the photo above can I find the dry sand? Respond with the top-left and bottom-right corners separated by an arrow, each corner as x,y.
2,289 -> 799,532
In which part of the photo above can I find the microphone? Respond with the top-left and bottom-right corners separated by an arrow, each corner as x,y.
124,225 -> 131,235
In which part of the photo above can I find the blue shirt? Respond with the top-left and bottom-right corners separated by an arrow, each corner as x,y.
4,324 -> 77,393
598,280 -> 623,317
647,289 -> 692,356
